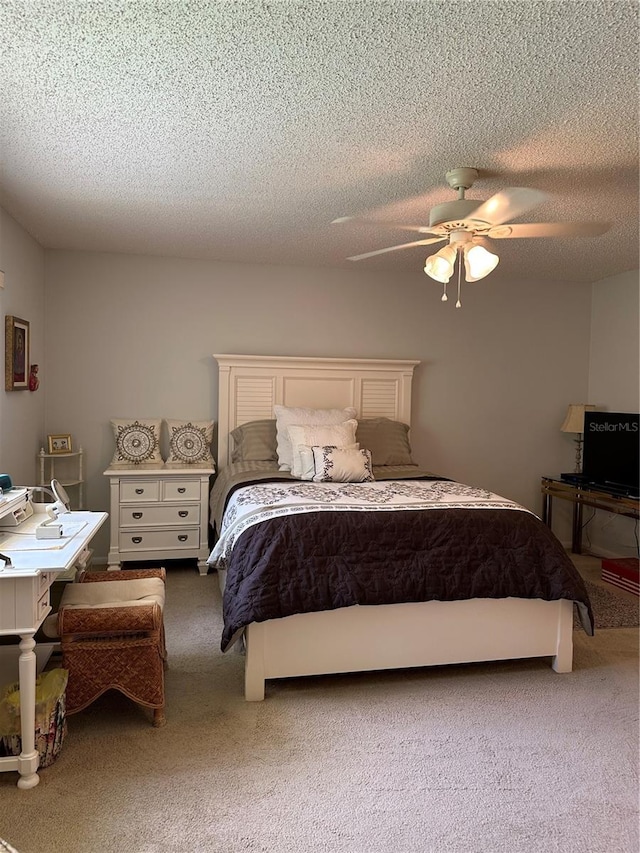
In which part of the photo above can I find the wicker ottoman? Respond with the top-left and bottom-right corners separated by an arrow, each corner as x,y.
50,569 -> 168,727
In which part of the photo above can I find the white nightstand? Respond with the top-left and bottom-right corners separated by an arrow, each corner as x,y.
104,467 -> 215,575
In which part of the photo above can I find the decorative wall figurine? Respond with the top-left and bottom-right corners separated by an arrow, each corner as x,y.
28,364 -> 39,392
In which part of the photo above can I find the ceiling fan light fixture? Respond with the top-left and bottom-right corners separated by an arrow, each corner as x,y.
463,244 -> 499,281
336,167 -> 609,306
424,244 -> 457,283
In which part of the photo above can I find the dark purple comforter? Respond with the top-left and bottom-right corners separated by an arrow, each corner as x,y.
219,488 -> 594,651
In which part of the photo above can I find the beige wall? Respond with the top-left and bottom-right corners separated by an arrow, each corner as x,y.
589,269 -> 639,411
0,209 -> 45,486
43,249 -> 594,560
586,269 -> 640,557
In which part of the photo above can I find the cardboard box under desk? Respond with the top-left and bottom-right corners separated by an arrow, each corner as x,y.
601,557 -> 640,597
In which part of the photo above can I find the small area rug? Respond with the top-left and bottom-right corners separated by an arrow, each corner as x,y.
581,579 -> 639,629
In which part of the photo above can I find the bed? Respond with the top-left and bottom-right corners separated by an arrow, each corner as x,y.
208,354 -> 593,700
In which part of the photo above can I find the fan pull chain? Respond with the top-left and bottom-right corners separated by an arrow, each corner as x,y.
456,249 -> 462,308
441,281 -> 448,301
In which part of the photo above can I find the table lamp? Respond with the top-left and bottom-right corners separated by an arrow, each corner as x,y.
560,403 -> 595,473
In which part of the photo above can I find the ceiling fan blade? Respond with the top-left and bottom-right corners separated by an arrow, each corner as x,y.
347,237 -> 445,261
467,187 -> 548,227
488,222 -> 611,239
332,216 -> 439,236
391,224 -> 442,235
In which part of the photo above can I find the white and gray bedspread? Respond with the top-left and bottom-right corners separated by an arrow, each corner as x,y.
208,460 -> 440,533
209,478 -> 527,566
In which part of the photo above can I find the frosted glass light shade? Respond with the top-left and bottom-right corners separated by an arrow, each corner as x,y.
424,245 -> 457,283
464,244 -> 499,281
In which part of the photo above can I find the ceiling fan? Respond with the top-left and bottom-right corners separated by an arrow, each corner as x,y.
333,167 -> 611,307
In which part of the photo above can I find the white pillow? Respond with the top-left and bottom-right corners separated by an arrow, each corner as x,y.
312,446 -> 374,483
274,406 -> 357,471
295,443 -> 359,480
287,421 -> 358,477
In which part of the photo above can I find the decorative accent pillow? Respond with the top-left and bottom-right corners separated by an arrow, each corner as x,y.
295,443 -> 359,480
230,419 -> 277,463
287,420 -> 358,478
355,418 -> 414,466
110,419 -> 163,467
311,446 -> 374,483
164,419 -> 215,467
274,406 -> 357,471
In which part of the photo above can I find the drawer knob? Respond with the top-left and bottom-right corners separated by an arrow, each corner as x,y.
178,510 -> 188,518
132,536 -> 143,544
178,534 -> 188,542
135,488 -> 144,495
177,487 -> 186,494
132,512 -> 143,519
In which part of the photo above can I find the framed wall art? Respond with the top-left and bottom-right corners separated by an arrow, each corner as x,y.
47,434 -> 73,454
5,315 -> 30,391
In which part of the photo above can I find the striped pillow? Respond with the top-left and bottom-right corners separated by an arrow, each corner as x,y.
355,418 -> 414,466
230,419 -> 278,462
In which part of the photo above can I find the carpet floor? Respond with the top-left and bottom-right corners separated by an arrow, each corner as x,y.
0,557 -> 638,853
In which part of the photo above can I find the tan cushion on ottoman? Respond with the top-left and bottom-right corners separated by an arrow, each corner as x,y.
42,578 -> 165,639
61,577 -> 165,610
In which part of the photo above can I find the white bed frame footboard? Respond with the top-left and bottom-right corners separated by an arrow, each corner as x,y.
244,598 -> 573,700
213,354 -> 575,700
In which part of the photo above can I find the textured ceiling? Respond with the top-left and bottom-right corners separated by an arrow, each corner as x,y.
1,0 -> 638,282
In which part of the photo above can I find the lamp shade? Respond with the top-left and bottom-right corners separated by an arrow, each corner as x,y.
560,403 -> 596,434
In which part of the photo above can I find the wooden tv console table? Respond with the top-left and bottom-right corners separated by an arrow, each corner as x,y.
541,476 -> 640,554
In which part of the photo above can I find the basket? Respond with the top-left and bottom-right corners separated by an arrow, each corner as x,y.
0,668 -> 68,768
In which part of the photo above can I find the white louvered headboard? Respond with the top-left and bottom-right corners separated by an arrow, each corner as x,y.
214,354 -> 419,468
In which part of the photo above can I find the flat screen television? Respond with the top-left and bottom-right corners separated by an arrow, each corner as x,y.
582,412 -> 639,497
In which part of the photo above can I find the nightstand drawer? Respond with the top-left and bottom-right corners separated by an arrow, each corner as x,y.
162,480 -> 200,501
120,481 -> 161,503
120,504 -> 201,528
119,528 -> 200,552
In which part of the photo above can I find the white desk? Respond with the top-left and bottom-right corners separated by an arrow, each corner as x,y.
0,490 -> 107,789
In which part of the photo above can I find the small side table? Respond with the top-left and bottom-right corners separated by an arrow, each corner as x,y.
541,476 -> 640,554
38,448 -> 84,509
